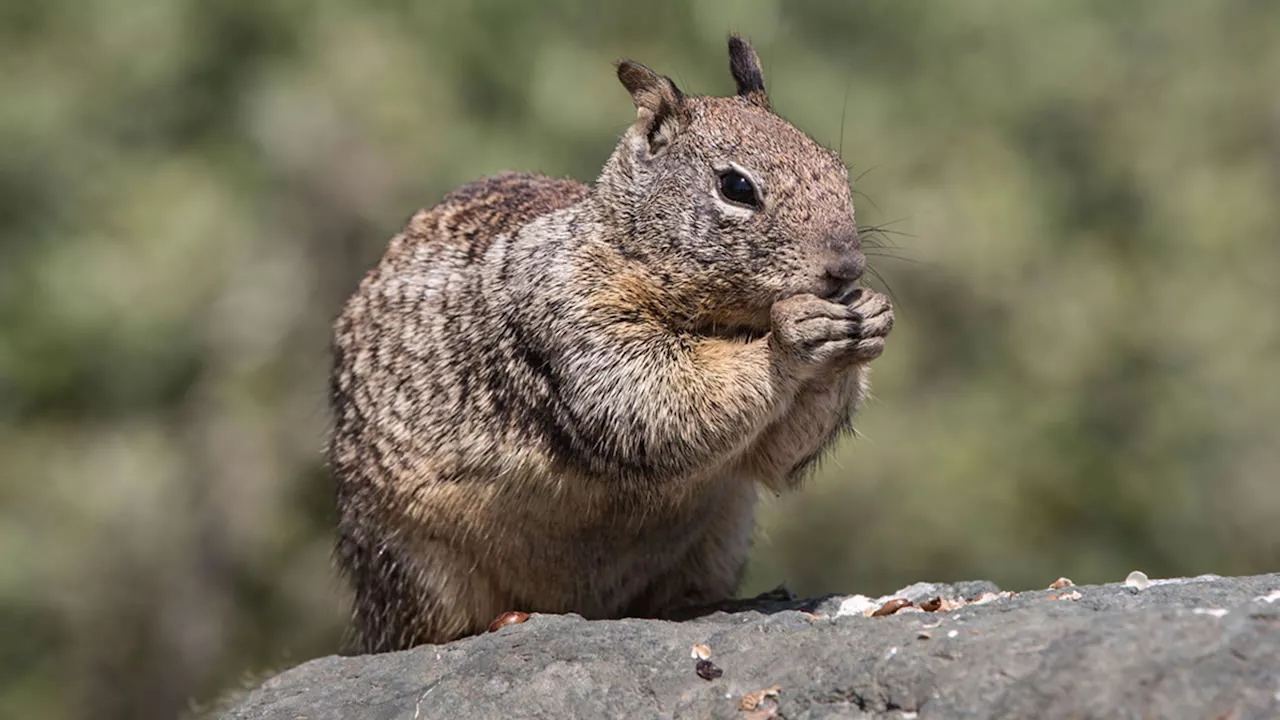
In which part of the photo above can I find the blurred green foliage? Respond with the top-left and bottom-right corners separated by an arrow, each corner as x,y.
2,1 -> 1279,718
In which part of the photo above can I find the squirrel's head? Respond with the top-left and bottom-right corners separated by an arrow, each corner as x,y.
597,35 -> 862,334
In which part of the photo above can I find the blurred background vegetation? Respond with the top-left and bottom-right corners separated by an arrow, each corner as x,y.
2,0 -> 1278,718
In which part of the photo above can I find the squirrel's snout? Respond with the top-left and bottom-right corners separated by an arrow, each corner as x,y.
822,250 -> 865,303
823,252 -> 865,282
821,222 -> 865,289
823,228 -> 863,282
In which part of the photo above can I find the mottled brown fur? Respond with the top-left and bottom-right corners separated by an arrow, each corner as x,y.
330,36 -> 894,652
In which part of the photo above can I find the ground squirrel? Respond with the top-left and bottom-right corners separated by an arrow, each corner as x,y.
330,35 -> 894,652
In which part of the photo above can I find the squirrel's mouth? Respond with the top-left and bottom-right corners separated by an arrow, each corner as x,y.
822,277 -> 863,304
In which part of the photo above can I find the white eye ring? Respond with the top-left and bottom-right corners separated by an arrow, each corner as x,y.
711,162 -> 764,216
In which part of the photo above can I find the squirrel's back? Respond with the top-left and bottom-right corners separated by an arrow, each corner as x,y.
330,170 -> 588,488
328,170 -> 596,650
330,170 -> 591,510
388,172 -> 588,262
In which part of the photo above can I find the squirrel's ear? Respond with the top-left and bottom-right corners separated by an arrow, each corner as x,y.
727,34 -> 769,110
617,59 -> 686,154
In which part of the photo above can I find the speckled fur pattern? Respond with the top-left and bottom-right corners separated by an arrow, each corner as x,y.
330,36 -> 894,652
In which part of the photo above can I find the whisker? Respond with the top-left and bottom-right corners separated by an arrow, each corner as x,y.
859,218 -> 913,235
858,226 -> 914,240
852,165 -> 880,185
838,78 -> 853,157
860,225 -> 901,239
847,164 -> 884,214
857,230 -> 901,251
863,264 -> 900,306
852,189 -> 883,214
865,251 -> 931,267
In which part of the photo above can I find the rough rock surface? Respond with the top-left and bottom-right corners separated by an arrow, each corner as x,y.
223,573 -> 1280,719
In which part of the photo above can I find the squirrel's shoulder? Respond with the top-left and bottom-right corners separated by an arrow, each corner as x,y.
404,172 -> 590,253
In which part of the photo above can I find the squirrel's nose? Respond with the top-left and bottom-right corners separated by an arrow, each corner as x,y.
823,227 -> 863,280
824,253 -> 865,282
822,226 -> 864,282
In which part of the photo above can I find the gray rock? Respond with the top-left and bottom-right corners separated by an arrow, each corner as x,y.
222,573 -> 1280,719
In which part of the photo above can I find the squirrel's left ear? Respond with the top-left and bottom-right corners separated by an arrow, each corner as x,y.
728,34 -> 769,110
617,59 -> 687,155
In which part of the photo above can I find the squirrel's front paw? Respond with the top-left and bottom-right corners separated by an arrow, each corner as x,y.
845,288 -> 893,358
769,290 -> 893,373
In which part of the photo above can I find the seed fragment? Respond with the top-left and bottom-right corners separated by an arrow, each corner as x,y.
739,685 -> 782,711
486,611 -> 530,632
871,598 -> 912,617
1124,571 -> 1151,590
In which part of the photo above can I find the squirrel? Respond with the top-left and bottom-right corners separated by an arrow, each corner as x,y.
329,35 -> 894,652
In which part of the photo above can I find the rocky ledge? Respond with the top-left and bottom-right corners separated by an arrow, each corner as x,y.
222,573 -> 1280,719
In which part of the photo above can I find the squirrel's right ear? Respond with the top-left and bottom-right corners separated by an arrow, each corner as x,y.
728,34 -> 769,109
616,60 -> 686,155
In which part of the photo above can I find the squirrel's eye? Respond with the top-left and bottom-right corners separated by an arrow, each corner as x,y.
717,170 -> 761,209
